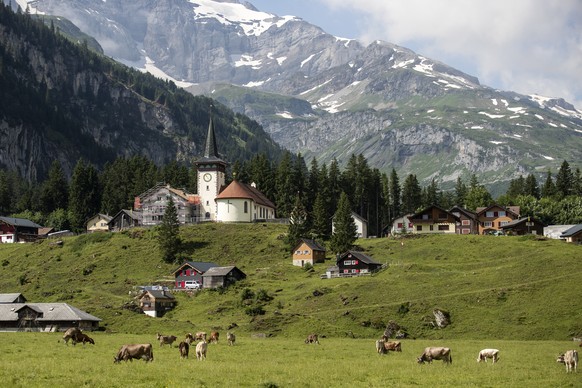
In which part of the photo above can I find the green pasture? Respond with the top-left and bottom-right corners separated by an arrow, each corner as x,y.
0,333 -> 580,387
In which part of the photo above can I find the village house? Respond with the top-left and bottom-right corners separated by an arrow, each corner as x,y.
0,217 -> 42,243
292,238 -> 326,267
173,261 -> 220,290
325,251 -> 383,278
108,209 -> 141,231
475,204 -> 520,235
202,266 -> 246,289
86,213 -> 112,233
560,224 -> 582,243
501,217 -> 545,236
449,206 -> 479,235
409,205 -> 459,234
386,214 -> 414,236
0,293 -> 27,304
135,289 -> 177,318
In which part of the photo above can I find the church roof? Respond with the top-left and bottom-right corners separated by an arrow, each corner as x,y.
215,181 -> 276,209
196,113 -> 227,166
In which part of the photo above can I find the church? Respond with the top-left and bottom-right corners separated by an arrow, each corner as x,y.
134,115 -> 276,224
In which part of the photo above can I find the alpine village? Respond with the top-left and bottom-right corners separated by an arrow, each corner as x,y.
0,1 -> 581,386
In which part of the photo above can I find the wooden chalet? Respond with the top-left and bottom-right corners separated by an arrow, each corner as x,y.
501,217 -> 545,236
136,289 -> 176,318
86,213 -> 112,233
449,206 -> 479,235
173,261 -> 220,289
108,209 -> 140,231
560,224 -> 582,243
0,217 -> 42,243
336,251 -> 383,277
409,205 -> 459,234
475,204 -> 520,235
0,293 -> 27,304
292,238 -> 326,267
201,266 -> 246,289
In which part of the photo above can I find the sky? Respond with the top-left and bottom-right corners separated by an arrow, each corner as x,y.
251,0 -> 582,110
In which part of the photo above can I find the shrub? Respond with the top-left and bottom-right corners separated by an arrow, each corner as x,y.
245,305 -> 266,316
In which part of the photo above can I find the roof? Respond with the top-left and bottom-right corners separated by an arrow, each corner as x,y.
0,303 -> 101,322
38,227 -> 55,236
0,293 -> 26,303
196,114 -> 227,166
449,206 -> 477,219
215,180 -> 275,209
338,251 -> 381,265
201,266 -> 245,277
108,209 -> 141,223
172,261 -> 221,275
476,204 -> 520,217
0,217 -> 42,228
293,238 -> 326,252
410,205 -> 459,221
560,224 -> 582,237
137,290 -> 175,300
500,217 -> 545,229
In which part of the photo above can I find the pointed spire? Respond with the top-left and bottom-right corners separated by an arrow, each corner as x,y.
204,105 -> 219,159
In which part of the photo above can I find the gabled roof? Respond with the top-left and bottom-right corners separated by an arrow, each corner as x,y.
476,204 -> 520,217
108,209 -> 140,224
87,213 -> 112,223
337,251 -> 381,265
0,303 -> 101,322
410,205 -> 459,221
201,266 -> 246,278
0,217 -> 42,228
501,217 -> 546,229
137,290 -> 175,300
215,180 -> 275,209
0,293 -> 27,304
560,224 -> 582,237
172,261 -> 221,276
293,238 -> 326,252
449,206 -> 477,220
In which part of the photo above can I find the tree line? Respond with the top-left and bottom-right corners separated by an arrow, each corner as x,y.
1,152 -> 580,235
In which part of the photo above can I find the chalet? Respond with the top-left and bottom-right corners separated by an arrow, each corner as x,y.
292,238 -> 326,267
215,180 -> 276,222
332,212 -> 368,238
0,293 -> 27,304
386,214 -> 414,236
0,300 -> 101,332
500,217 -> 546,235
476,204 -> 520,235
0,217 -> 42,243
136,290 -> 176,318
173,261 -> 220,289
108,209 -> 140,231
449,206 -> 478,235
201,266 -> 246,289
134,184 -> 199,226
409,205 -> 459,234
336,251 -> 382,276
86,213 -> 112,233
560,224 -> 582,244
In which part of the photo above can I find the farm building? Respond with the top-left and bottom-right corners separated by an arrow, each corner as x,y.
86,213 -> 112,233
135,289 -> 177,318
292,238 -> 326,267
560,224 -> 582,243
501,217 -> 545,236
336,251 -> 383,277
544,225 -> 575,239
202,266 -> 246,289
108,209 -> 141,231
0,217 -> 42,243
0,293 -> 27,304
173,261 -> 220,289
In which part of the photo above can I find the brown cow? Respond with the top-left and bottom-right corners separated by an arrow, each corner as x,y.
209,331 -> 219,344
196,340 -> 207,360
417,347 -> 452,364
227,332 -> 236,346
77,333 -> 95,345
383,341 -> 402,352
194,332 -> 207,341
156,333 -> 177,347
305,334 -> 320,344
113,344 -> 154,363
178,341 -> 189,359
62,327 -> 82,345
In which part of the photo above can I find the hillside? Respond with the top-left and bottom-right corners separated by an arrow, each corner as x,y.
1,224 -> 581,340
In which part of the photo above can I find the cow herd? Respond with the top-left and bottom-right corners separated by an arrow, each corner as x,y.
60,327 -> 579,373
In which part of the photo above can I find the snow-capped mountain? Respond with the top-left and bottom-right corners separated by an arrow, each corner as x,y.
22,0 -> 582,191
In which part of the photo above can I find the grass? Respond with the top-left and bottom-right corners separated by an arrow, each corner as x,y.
1,333 -> 580,387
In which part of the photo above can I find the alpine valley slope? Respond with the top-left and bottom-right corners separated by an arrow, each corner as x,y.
28,0 -> 582,191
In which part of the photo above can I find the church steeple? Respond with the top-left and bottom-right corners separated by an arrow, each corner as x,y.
204,113 -> 219,159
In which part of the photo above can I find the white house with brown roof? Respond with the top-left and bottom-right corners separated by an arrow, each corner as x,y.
215,180 -> 276,222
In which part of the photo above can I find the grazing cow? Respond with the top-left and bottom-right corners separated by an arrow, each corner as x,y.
184,333 -> 195,344
417,347 -> 452,364
77,333 -> 95,345
195,340 -> 207,361
227,332 -> 236,346
178,341 -> 189,359
62,327 -> 82,345
375,339 -> 385,354
383,341 -> 402,353
305,334 -> 320,344
557,350 -> 578,373
209,331 -> 220,344
113,344 -> 154,363
195,332 -> 207,341
156,333 -> 177,347
477,349 -> 499,363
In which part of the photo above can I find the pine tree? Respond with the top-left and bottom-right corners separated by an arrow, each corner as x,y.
39,160 -> 68,213
555,160 -> 574,198
311,192 -> 329,239
329,192 -> 357,254
68,159 -> 101,232
541,169 -> 557,198
401,174 -> 422,214
454,177 -> 467,207
524,174 -> 540,199
158,196 -> 182,263
286,193 -> 309,251
389,168 -> 401,217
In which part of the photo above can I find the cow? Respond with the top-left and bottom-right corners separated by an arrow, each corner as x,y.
156,333 -> 177,347
417,347 -> 452,364
383,341 -> 402,353
196,340 -> 207,361
557,350 -> 578,373
375,339 -> 385,354
178,341 -> 189,359
113,344 -> 154,363
305,334 -> 320,344
185,333 -> 195,344
77,333 -> 95,345
194,332 -> 207,341
477,349 -> 499,363
62,328 -> 82,345
227,332 -> 236,346
209,331 -> 220,344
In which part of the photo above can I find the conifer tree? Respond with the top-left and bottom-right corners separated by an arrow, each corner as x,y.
158,196 -> 181,263
401,174 -> 422,214
389,168 -> 401,217
541,169 -> 557,198
555,160 -> 574,198
286,193 -> 309,251
68,159 -> 100,232
311,192 -> 329,240
39,160 -> 68,213
329,192 -> 357,254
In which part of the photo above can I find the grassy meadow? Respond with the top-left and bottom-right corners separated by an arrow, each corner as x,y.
1,332 -> 580,387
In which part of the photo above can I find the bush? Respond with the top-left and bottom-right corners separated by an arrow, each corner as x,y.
245,305 -> 266,316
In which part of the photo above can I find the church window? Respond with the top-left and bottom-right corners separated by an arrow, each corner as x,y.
244,201 -> 248,213
205,212 -> 210,219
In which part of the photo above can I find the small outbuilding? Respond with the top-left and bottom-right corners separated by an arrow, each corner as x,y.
135,289 -> 177,318
292,238 -> 326,267
202,266 -> 246,289
560,224 -> 582,244
500,217 -> 545,236
108,209 -> 140,231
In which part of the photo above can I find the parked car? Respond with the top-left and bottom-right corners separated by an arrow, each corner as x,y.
184,280 -> 201,289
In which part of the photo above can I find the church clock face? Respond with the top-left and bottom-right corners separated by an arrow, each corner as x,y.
203,173 -> 212,182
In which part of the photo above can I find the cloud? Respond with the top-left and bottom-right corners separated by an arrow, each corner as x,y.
320,0 -> 582,109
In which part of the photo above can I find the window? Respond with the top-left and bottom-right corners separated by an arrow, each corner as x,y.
206,186 -> 209,191
295,250 -> 301,255
422,214 -> 429,220
462,220 -> 470,226
397,222 -> 403,228
499,221 -> 508,226
416,225 -> 422,231
462,228 -> 470,234
486,211 -> 494,217
498,211 -> 506,217
438,225 -> 449,231
206,201 -> 209,206
244,201 -> 248,213
430,225 -> 434,231
484,221 -> 492,227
